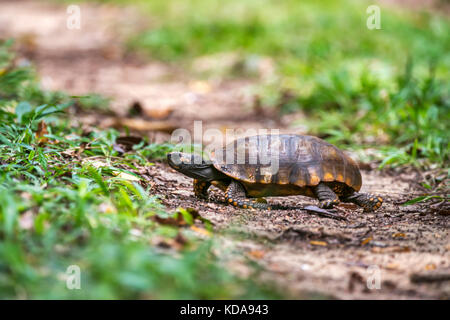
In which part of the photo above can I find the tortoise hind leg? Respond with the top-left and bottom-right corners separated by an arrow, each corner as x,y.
342,192 -> 383,212
313,182 -> 340,209
225,180 -> 272,210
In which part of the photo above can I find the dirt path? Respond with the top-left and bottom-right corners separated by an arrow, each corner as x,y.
1,1 -> 448,299
0,1 -> 281,136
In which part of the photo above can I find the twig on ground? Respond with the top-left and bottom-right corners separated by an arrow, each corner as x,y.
410,272 -> 450,283
303,205 -> 348,221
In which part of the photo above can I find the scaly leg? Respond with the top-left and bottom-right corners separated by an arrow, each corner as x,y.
342,192 -> 383,212
225,180 -> 272,210
313,182 -> 340,209
193,179 -> 210,199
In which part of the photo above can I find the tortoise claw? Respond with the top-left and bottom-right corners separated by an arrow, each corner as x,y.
319,198 -> 340,209
363,195 -> 383,212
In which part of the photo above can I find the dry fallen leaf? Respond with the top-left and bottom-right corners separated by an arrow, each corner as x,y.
371,246 -> 411,253
425,263 -> 437,271
189,80 -> 212,94
310,240 -> 328,246
190,225 -> 211,237
144,107 -> 174,119
248,250 -> 265,259
152,214 -> 186,227
112,171 -> 140,181
392,232 -> 407,238
101,117 -> 177,133
385,263 -> 400,270
361,237 -> 373,245
36,120 -> 49,145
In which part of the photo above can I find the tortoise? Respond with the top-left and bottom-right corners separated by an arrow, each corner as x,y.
167,134 -> 382,212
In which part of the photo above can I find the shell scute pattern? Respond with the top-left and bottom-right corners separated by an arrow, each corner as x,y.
211,134 -> 362,192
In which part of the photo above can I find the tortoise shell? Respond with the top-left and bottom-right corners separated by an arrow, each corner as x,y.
210,134 -> 361,198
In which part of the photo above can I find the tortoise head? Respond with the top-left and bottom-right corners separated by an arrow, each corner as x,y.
167,152 -> 216,181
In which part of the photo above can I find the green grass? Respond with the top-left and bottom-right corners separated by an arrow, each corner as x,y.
99,0 -> 449,168
0,40 -> 283,299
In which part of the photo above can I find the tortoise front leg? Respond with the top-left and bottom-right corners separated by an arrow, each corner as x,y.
313,182 -> 340,209
342,192 -> 383,212
225,180 -> 272,210
193,179 -> 211,199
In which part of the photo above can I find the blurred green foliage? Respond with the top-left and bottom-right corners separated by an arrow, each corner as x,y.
1,0 -> 448,298
110,0 -> 449,168
0,40 -> 283,299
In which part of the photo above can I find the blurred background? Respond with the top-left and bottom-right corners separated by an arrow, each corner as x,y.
0,0 -> 448,300
2,0 -> 448,166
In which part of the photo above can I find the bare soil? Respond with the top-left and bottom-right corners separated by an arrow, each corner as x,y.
1,0 -> 448,299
